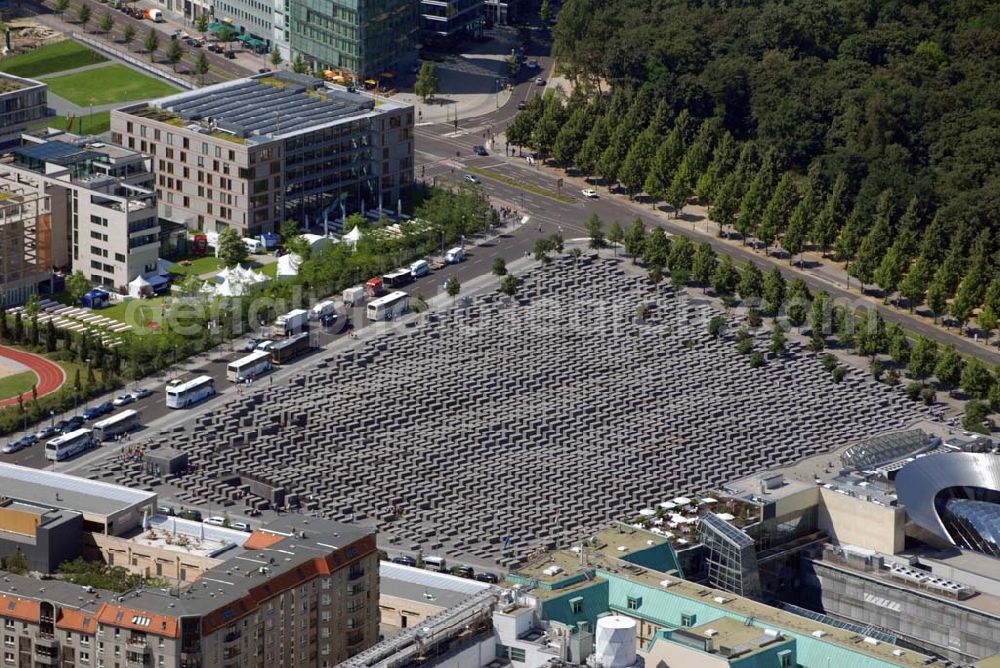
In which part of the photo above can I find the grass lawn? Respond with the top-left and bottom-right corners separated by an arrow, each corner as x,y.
0,371 -> 39,401
101,298 -> 165,331
257,262 -> 278,278
0,40 -> 107,78
42,64 -> 179,107
29,112 -> 111,135
167,256 -> 221,277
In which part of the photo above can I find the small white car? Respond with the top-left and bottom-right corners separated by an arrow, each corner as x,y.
231,521 -> 252,532
112,393 -> 135,407
582,188 -> 598,198
463,174 -> 479,184
131,387 -> 153,400
204,516 -> 226,526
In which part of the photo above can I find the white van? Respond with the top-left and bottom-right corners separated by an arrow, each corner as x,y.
445,247 -> 465,264
243,237 -> 264,254
309,300 -> 336,320
343,286 -> 365,306
410,259 -> 430,278
423,556 -> 447,572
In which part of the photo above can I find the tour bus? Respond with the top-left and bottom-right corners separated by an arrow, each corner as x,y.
367,291 -> 410,321
227,350 -> 273,382
92,410 -> 141,442
382,268 -> 413,289
270,332 -> 312,365
165,376 -> 216,409
45,428 -> 96,462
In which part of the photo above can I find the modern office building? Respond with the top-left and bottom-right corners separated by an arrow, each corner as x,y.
420,0 -> 485,46
0,470 -> 381,668
0,188 -> 50,306
0,74 -> 49,147
289,0 -> 418,79
111,71 -> 414,236
0,132 -> 160,292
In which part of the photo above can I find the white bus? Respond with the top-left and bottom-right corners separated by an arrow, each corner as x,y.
367,291 -> 410,321
93,410 -> 141,442
45,428 -> 96,461
166,376 -> 216,409
226,350 -> 273,383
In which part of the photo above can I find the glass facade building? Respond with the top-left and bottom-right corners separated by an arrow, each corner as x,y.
698,512 -> 762,599
420,0 -> 484,45
290,0 -> 418,78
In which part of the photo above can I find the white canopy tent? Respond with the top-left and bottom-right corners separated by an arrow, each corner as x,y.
127,274 -> 153,299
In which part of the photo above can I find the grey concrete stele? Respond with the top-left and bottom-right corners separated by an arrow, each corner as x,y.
104,256 -> 932,567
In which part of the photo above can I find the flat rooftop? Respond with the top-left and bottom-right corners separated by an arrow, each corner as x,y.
379,562 -> 489,610
125,72 -> 408,144
129,515 -> 249,559
0,462 -> 156,518
672,616 -> 790,660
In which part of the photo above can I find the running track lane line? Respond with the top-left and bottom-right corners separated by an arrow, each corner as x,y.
0,345 -> 67,407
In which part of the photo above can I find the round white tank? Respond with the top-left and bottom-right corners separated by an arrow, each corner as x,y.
594,615 -> 637,668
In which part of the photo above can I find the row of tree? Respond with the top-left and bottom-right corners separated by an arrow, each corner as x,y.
526,0 -> 1000,341
508,84 -> 1000,341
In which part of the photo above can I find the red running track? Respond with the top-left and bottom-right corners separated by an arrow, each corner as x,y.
0,345 -> 66,407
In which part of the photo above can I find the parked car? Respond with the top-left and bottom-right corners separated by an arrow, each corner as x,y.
225,50 -> 236,59
451,565 -> 475,579
179,508 -> 203,522
463,174 -> 479,184
54,420 -> 70,434
230,521 -> 252,532
320,313 -> 340,328
243,338 -> 260,352
517,100 -> 528,110
66,416 -> 85,431
204,516 -> 227,526
130,387 -> 153,400
258,68 -> 270,74
81,406 -> 102,421
113,393 -> 135,407
0,434 -> 35,455
391,555 -> 417,567
473,145 -> 489,156
256,340 -> 276,352
582,188 -> 598,198
157,505 -> 175,516
527,60 -> 540,69
475,572 -> 499,583
34,425 -> 58,440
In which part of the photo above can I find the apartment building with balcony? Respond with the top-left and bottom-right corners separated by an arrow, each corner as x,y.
0,513 -> 380,668
111,71 -> 414,237
0,133 -> 159,293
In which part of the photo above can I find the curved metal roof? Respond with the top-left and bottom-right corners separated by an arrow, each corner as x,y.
895,452 -> 1000,545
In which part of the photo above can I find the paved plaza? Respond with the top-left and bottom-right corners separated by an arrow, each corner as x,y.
104,255 -> 931,567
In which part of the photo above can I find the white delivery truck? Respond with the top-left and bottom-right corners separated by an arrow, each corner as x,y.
410,259 -> 430,278
309,300 -> 336,320
445,247 -> 465,264
243,237 -> 264,254
275,308 -> 308,334
342,286 -> 365,306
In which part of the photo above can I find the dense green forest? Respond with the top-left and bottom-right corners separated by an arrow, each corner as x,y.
507,0 -> 1000,337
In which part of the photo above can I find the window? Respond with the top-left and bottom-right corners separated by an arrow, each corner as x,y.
570,597 -> 583,614
681,613 -> 696,627
510,648 -> 526,663
626,596 -> 641,610
777,650 -> 792,667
